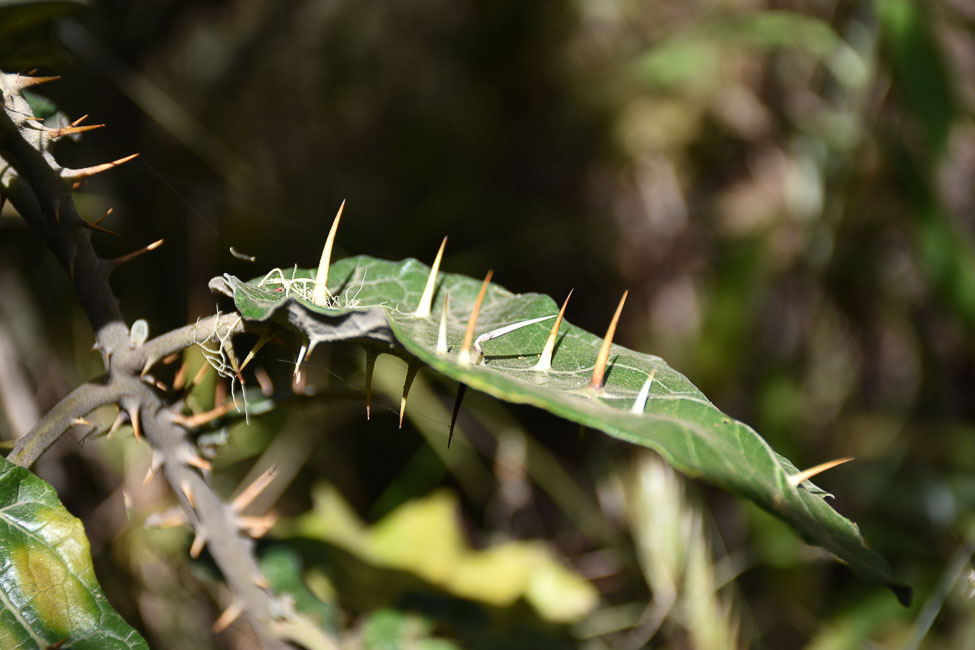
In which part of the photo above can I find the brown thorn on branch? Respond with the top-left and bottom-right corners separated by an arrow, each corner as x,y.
238,513 -> 278,538
313,199 -> 346,305
80,218 -> 118,236
15,74 -> 60,88
126,404 -> 142,443
143,453 -> 163,486
590,291 -> 628,391
180,480 -> 196,509
212,600 -> 243,634
172,401 -> 237,429
172,357 -> 190,391
399,365 -> 420,429
534,290 -> 573,372
70,114 -> 88,127
458,270 -> 493,365
364,348 -> 378,420
788,457 -> 855,488
415,236 -> 447,318
71,417 -> 94,427
189,530 -> 206,558
448,384 -> 468,449
110,238 -> 163,269
231,466 -> 279,514
161,352 -> 180,365
186,454 -> 212,473
253,574 -> 270,590
93,208 -> 112,227
48,123 -> 104,140
61,153 -> 139,180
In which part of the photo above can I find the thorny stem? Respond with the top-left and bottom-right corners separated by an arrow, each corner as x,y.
8,314 -> 244,468
0,73 -> 287,648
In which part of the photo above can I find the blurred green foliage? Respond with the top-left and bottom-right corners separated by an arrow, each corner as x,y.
2,0 -> 975,648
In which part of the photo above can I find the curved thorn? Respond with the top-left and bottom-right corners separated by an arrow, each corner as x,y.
364,348 -> 378,420
448,384 -> 468,448
415,236 -> 447,318
590,291 -> 628,391
62,153 -> 139,180
474,315 -> 556,361
313,199 -> 346,305
436,293 -> 450,355
631,369 -> 657,414
399,365 -> 420,429
458,270 -> 493,365
534,290 -> 573,372
788,457 -> 855,488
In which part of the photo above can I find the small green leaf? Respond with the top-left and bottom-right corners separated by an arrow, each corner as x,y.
217,254 -> 910,603
361,609 -> 461,650
0,455 -> 147,649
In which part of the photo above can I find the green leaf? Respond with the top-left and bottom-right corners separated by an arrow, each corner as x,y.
877,0 -> 956,155
216,254 -> 910,604
279,485 -> 598,622
361,609 -> 462,650
0,455 -> 147,650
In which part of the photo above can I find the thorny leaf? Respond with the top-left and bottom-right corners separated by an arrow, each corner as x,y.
214,255 -> 910,604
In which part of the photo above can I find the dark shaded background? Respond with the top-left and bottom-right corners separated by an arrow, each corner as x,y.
2,0 -> 974,648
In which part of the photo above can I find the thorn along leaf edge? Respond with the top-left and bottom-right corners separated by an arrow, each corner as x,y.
219,253 -> 910,604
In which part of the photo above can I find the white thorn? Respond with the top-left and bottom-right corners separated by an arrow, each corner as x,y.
293,343 -> 308,379
631,369 -> 657,414
437,294 -> 450,355
472,315 -> 556,361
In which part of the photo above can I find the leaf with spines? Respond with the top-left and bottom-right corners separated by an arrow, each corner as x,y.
213,254 -> 910,604
0,456 -> 148,649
